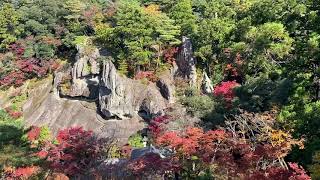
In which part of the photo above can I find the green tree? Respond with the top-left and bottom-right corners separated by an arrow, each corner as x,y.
0,3 -> 22,49
64,0 -> 86,20
95,0 -> 180,72
168,0 -> 196,36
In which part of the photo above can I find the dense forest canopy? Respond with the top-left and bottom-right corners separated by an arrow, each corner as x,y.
0,0 -> 320,179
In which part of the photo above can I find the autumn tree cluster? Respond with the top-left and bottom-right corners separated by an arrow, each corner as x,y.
1,0 -> 320,179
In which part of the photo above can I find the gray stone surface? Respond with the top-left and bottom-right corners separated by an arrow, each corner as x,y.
23,78 -> 145,143
201,71 -> 214,94
59,45 -> 101,98
156,70 -> 175,103
72,45 -> 100,80
99,60 -> 167,119
176,36 -> 197,86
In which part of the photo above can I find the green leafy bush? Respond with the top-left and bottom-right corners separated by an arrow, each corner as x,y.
309,151 -> 320,179
180,95 -> 215,119
128,133 -> 144,148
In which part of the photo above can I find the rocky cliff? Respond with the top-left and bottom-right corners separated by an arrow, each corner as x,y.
22,37 -> 202,142
23,45 -> 172,142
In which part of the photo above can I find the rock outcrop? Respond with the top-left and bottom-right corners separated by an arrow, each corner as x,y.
99,61 -> 167,119
72,45 -> 100,79
55,45 -> 169,120
176,36 -> 197,86
59,46 -> 101,99
201,72 -> 214,94
156,70 -> 175,103
23,77 -> 145,143
22,46 -> 176,143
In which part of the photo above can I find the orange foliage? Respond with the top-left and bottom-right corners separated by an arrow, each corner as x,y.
4,166 -> 39,179
144,4 -> 161,16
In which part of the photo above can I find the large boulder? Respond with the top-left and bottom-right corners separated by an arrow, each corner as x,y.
99,61 -> 167,119
176,36 -> 197,86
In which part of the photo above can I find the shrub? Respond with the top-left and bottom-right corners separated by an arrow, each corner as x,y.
45,127 -> 113,176
180,95 -> 215,118
155,126 -> 309,179
163,47 -> 178,64
134,71 -> 158,82
128,133 -> 144,148
3,166 -> 39,180
309,151 -> 320,179
24,126 -> 51,146
148,116 -> 170,137
213,81 -> 239,103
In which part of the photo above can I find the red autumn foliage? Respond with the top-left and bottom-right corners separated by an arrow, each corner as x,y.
156,127 -> 228,160
37,150 -> 48,159
213,81 -> 239,102
249,163 -> 310,180
155,127 -> 310,179
127,153 -> 179,176
45,127 -> 107,176
40,36 -> 62,46
83,6 -> 100,27
0,58 -> 58,88
16,58 -> 49,76
0,71 -> 26,87
4,166 -> 39,179
27,126 -> 41,141
163,47 -> 178,64
148,116 -> 170,137
224,63 -> 239,77
4,107 -> 23,119
9,43 -> 25,56
1,40 -> 60,88
134,71 -> 158,82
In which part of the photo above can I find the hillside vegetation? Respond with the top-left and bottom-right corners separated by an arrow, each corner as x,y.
0,0 -> 319,179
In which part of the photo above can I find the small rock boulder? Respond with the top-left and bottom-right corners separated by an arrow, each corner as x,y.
201,72 -> 214,94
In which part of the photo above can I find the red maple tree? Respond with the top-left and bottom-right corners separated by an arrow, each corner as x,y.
213,81 -> 239,103
44,127 -> 110,176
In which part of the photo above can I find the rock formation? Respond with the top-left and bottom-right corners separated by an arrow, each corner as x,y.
72,45 -> 100,79
201,72 -> 214,94
99,61 -> 167,119
22,46 -> 177,143
23,76 -> 145,144
176,36 -> 197,86
156,70 -> 176,104
59,45 -> 100,99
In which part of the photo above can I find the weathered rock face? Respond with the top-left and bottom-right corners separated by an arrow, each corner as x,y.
176,36 -> 197,86
68,77 -> 99,98
55,46 -> 169,120
99,61 -> 167,119
59,46 -> 100,99
156,70 -> 175,104
72,45 -> 100,79
201,72 -> 214,94
23,46 -> 174,144
23,77 -> 145,143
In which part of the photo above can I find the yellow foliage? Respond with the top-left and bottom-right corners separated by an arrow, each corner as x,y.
143,4 -> 161,16
268,129 -> 304,158
270,130 -> 289,146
